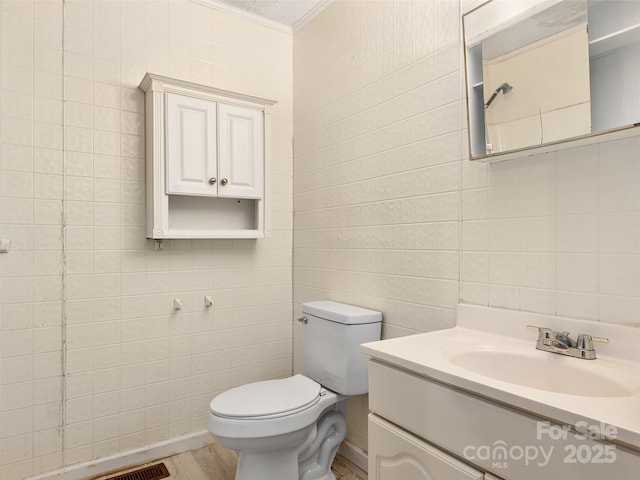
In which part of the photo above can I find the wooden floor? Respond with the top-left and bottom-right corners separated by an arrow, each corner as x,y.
96,441 -> 367,480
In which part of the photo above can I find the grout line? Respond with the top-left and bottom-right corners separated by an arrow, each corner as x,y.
457,0 -> 464,306
0,5 -> 3,458
60,0 -> 68,467
30,1 -> 37,469
595,142 -> 601,322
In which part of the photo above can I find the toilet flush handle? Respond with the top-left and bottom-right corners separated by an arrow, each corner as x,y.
297,316 -> 308,324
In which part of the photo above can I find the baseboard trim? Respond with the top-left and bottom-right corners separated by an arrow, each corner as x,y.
338,439 -> 368,473
28,431 -> 213,480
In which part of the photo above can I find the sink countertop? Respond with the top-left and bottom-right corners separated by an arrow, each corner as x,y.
361,304 -> 640,449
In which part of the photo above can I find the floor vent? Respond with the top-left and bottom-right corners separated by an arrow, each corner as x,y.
106,463 -> 170,480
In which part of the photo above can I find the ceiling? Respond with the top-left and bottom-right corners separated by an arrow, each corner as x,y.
214,0 -> 323,27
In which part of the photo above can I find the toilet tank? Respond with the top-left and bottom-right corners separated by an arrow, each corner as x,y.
302,301 -> 382,395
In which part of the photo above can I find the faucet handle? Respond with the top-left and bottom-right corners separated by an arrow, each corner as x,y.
576,334 -> 609,350
527,325 -> 552,340
528,326 -> 574,347
526,325 -> 550,334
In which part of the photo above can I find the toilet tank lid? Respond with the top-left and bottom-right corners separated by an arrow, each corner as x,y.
302,301 -> 382,325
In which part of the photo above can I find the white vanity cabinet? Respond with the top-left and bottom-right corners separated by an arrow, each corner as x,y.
369,414 -> 485,480
140,73 -> 274,239
367,360 -> 637,480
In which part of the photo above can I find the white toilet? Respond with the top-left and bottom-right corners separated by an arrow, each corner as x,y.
208,301 -> 382,480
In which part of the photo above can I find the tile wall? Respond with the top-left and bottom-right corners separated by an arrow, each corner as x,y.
1,1 -> 65,478
461,137 -> 640,325
2,0 -> 639,477
0,1 -> 293,478
293,0 -> 464,449
292,0 -> 640,453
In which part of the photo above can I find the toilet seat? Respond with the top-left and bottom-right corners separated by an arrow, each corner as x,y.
211,375 -> 323,420
208,375 -> 344,440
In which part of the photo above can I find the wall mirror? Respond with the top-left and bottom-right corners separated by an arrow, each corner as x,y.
463,0 -> 640,160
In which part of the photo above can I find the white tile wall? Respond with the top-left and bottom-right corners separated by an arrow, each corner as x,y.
0,1 -> 293,478
1,1 -> 65,478
293,0 -> 640,455
293,0 -> 464,450
2,0 -> 639,476
461,136 -> 640,325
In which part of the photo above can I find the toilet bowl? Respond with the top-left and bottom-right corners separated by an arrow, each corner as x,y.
208,375 -> 347,480
208,301 -> 382,480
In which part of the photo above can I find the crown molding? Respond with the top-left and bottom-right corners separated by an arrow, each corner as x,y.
191,0 -> 292,34
191,0 -> 334,35
292,0 -> 334,34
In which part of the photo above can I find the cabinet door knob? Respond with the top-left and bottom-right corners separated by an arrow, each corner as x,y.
221,178 -> 229,185
209,177 -> 217,185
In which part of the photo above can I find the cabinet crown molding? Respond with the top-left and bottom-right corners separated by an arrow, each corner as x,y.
139,73 -> 276,108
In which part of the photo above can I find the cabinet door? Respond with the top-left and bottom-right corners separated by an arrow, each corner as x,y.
217,103 -> 263,199
369,415 -> 484,480
166,93 -> 218,196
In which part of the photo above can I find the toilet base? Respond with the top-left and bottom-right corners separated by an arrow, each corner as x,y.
299,410 -> 346,480
236,449 -> 302,480
236,455 -> 337,480
228,425 -> 313,480
303,473 -> 335,480
222,409 -> 346,480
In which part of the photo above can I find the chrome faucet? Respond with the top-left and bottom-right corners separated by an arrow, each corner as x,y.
527,326 -> 609,360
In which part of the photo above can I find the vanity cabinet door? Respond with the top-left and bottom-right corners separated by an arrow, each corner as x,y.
369,414 -> 484,480
166,93 -> 218,196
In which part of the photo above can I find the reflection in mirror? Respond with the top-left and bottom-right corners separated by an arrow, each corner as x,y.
482,1 -> 589,154
589,0 -> 640,131
464,0 -> 640,160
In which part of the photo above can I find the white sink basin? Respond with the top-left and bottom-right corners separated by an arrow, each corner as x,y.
448,347 -> 640,397
360,304 -> 640,448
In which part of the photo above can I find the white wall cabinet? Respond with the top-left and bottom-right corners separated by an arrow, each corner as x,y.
140,73 -> 275,239
369,414 -> 485,480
